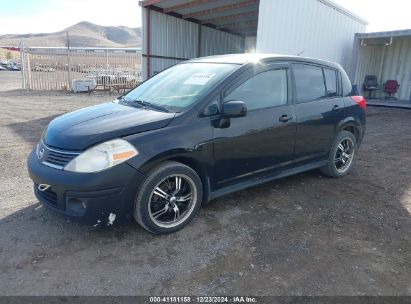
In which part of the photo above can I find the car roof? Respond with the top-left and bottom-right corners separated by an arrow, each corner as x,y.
188,53 -> 342,70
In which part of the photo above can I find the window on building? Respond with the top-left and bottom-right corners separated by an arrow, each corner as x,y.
224,69 -> 287,110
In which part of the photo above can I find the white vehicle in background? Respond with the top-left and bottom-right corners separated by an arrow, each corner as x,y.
34,64 -> 55,72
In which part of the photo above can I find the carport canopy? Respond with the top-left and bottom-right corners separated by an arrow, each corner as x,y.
139,0 -> 260,37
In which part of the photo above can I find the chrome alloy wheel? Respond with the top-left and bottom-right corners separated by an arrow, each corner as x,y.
148,174 -> 197,228
334,137 -> 355,173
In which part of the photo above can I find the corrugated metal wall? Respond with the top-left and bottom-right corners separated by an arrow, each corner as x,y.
245,36 -> 257,53
142,8 -> 243,79
354,37 -> 411,101
201,26 -> 243,56
256,0 -> 366,75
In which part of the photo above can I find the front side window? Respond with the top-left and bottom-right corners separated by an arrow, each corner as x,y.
293,64 -> 326,103
123,63 -> 237,112
224,69 -> 288,111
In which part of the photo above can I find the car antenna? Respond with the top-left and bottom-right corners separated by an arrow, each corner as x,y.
297,50 -> 304,56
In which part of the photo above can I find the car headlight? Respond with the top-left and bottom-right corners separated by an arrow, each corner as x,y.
64,139 -> 138,173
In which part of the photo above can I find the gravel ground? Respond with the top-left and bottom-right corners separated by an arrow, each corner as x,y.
0,71 -> 21,91
0,71 -> 410,296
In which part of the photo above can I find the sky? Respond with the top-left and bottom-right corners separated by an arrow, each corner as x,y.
0,0 -> 142,35
0,0 -> 410,35
333,0 -> 411,32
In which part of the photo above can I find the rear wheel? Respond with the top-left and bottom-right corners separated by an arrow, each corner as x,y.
134,161 -> 203,234
321,131 -> 357,178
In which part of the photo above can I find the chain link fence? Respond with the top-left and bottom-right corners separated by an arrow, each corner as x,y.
20,45 -> 142,92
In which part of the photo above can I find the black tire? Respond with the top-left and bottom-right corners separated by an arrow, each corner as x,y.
320,131 -> 357,178
134,161 -> 203,234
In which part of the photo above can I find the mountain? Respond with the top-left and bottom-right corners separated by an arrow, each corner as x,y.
0,21 -> 141,47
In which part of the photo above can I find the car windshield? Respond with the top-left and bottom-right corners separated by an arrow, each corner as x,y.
122,62 -> 237,112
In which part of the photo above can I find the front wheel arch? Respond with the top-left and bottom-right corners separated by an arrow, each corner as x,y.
136,154 -> 210,205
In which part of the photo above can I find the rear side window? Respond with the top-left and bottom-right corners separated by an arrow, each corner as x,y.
323,68 -> 338,97
224,69 -> 287,111
293,64 -> 326,103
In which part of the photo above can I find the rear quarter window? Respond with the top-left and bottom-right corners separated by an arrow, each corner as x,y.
323,68 -> 338,97
340,69 -> 353,96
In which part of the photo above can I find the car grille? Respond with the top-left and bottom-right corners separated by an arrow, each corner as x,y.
43,149 -> 78,168
38,141 -> 80,169
35,185 -> 58,207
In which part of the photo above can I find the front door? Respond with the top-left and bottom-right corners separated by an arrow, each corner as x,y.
213,64 -> 296,189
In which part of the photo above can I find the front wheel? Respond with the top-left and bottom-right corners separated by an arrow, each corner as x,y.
321,131 -> 357,178
134,161 -> 203,234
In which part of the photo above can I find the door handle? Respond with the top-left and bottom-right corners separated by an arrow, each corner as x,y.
332,105 -> 340,111
279,114 -> 293,122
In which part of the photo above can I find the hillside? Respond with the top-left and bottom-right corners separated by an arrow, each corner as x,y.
0,21 -> 141,47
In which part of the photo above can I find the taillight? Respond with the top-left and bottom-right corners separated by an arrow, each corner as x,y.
350,96 -> 366,111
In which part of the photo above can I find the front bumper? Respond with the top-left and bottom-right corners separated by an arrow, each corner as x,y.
27,149 -> 144,225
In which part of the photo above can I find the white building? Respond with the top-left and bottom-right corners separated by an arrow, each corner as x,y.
256,0 -> 366,73
139,0 -> 366,79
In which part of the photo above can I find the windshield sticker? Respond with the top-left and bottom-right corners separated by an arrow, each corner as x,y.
183,73 -> 216,85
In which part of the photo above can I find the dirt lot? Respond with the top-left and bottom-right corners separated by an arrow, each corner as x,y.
0,70 -> 21,91
0,71 -> 410,296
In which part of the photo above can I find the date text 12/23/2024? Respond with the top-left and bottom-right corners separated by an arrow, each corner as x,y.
149,296 -> 258,303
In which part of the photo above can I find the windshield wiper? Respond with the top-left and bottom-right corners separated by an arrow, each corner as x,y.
125,98 -> 170,113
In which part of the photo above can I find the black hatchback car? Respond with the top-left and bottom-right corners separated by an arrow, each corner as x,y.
28,54 -> 366,234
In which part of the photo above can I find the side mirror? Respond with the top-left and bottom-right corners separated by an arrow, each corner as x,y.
222,100 -> 247,118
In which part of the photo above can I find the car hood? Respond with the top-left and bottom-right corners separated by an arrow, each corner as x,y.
44,102 -> 175,150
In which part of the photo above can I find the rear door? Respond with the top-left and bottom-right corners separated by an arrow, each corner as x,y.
292,63 -> 345,163
213,63 -> 296,188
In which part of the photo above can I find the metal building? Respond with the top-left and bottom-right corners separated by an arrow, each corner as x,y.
139,0 -> 366,80
256,0 -> 367,75
351,29 -> 411,101
140,0 -> 257,79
